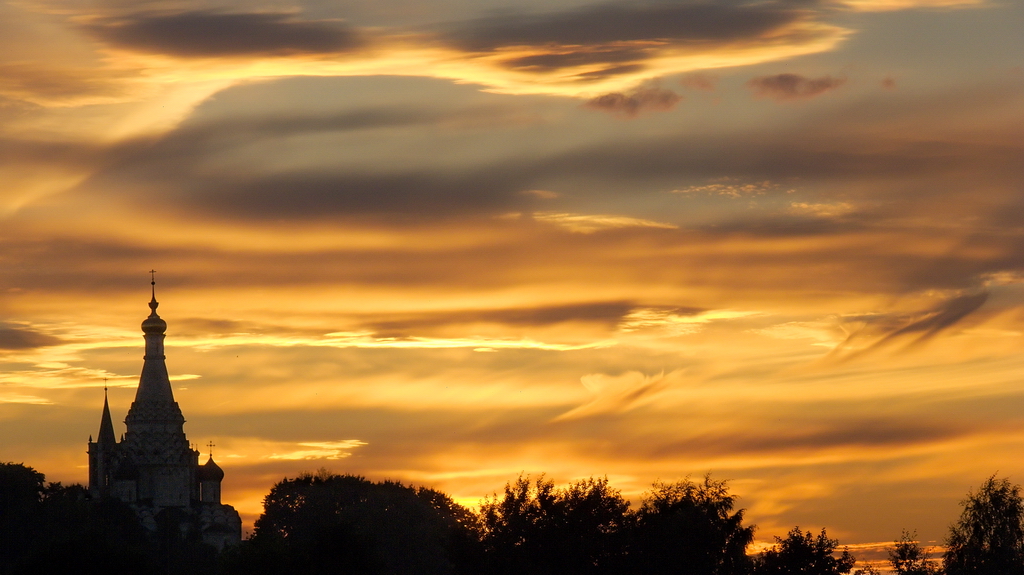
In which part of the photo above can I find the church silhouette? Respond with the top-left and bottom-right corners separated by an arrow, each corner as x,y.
87,278 -> 241,549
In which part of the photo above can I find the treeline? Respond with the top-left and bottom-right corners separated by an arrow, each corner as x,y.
0,462 -> 214,575
1,462 -> 1021,575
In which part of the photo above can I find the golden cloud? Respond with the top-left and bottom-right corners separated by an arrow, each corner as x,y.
532,212 -> 678,233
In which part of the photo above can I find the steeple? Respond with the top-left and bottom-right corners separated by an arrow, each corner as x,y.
126,271 -> 184,424
97,385 -> 116,445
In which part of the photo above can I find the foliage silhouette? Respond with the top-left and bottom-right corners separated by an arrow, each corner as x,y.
0,463 -> 155,575
755,526 -> 856,575
632,475 -> 755,575
888,530 -> 941,575
479,470 -> 630,572
1,463 -> 46,575
944,475 -> 1024,575
28,459 -> 1010,575
225,470 -> 479,575
479,474 -> 632,575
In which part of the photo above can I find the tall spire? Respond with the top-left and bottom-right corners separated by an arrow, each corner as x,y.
97,384 -> 116,445
127,271 -> 183,421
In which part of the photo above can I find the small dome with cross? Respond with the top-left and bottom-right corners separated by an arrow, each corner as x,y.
198,456 -> 224,482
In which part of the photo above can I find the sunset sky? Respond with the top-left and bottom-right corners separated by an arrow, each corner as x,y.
1,0 -> 1023,557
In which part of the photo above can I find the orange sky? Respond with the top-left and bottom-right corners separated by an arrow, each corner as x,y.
1,0 -> 1023,555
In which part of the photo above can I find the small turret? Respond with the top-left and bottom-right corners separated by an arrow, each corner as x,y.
97,387 -> 116,446
198,456 -> 224,504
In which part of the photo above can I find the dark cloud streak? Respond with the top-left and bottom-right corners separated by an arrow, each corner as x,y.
505,47 -> 654,72
439,1 -> 826,77
649,419 -> 968,458
0,327 -> 61,350
85,11 -> 363,57
584,87 -> 682,117
446,2 -> 806,52
365,301 -> 637,336
830,292 -> 992,362
747,73 -> 847,100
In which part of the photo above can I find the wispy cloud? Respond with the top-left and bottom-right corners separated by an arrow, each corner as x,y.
532,212 -> 677,233
555,370 -> 674,420
619,308 -> 761,335
829,292 -> 992,360
672,180 -> 785,197
0,393 -> 53,405
752,321 -> 844,346
268,440 -> 368,460
789,202 -> 855,218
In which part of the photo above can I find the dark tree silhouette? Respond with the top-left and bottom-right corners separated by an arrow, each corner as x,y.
415,485 -> 485,572
944,475 -> 1024,575
0,463 -> 45,575
632,475 -> 755,575
226,470 -> 479,575
479,475 -> 631,575
755,526 -> 856,575
0,463 -> 154,575
888,530 -> 941,575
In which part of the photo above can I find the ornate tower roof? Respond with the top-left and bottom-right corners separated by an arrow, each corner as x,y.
125,273 -> 185,425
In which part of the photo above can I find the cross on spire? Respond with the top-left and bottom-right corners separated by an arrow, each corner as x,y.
207,441 -> 216,458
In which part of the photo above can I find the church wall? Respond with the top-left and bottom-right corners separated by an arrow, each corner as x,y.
112,479 -> 137,502
146,465 -> 193,507
200,480 -> 221,504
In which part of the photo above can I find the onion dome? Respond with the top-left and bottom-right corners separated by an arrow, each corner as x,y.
141,271 -> 167,334
198,456 -> 224,482
141,296 -> 167,334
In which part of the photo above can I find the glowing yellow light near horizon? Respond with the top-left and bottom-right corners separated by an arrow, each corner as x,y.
839,0 -> 985,10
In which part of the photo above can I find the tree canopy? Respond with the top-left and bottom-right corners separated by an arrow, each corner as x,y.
0,460 -> 907,575
945,475 -> 1024,575
0,462 -> 155,575
479,474 -> 631,575
225,470 -> 479,575
755,526 -> 856,575
633,475 -> 755,575
888,530 -> 940,575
